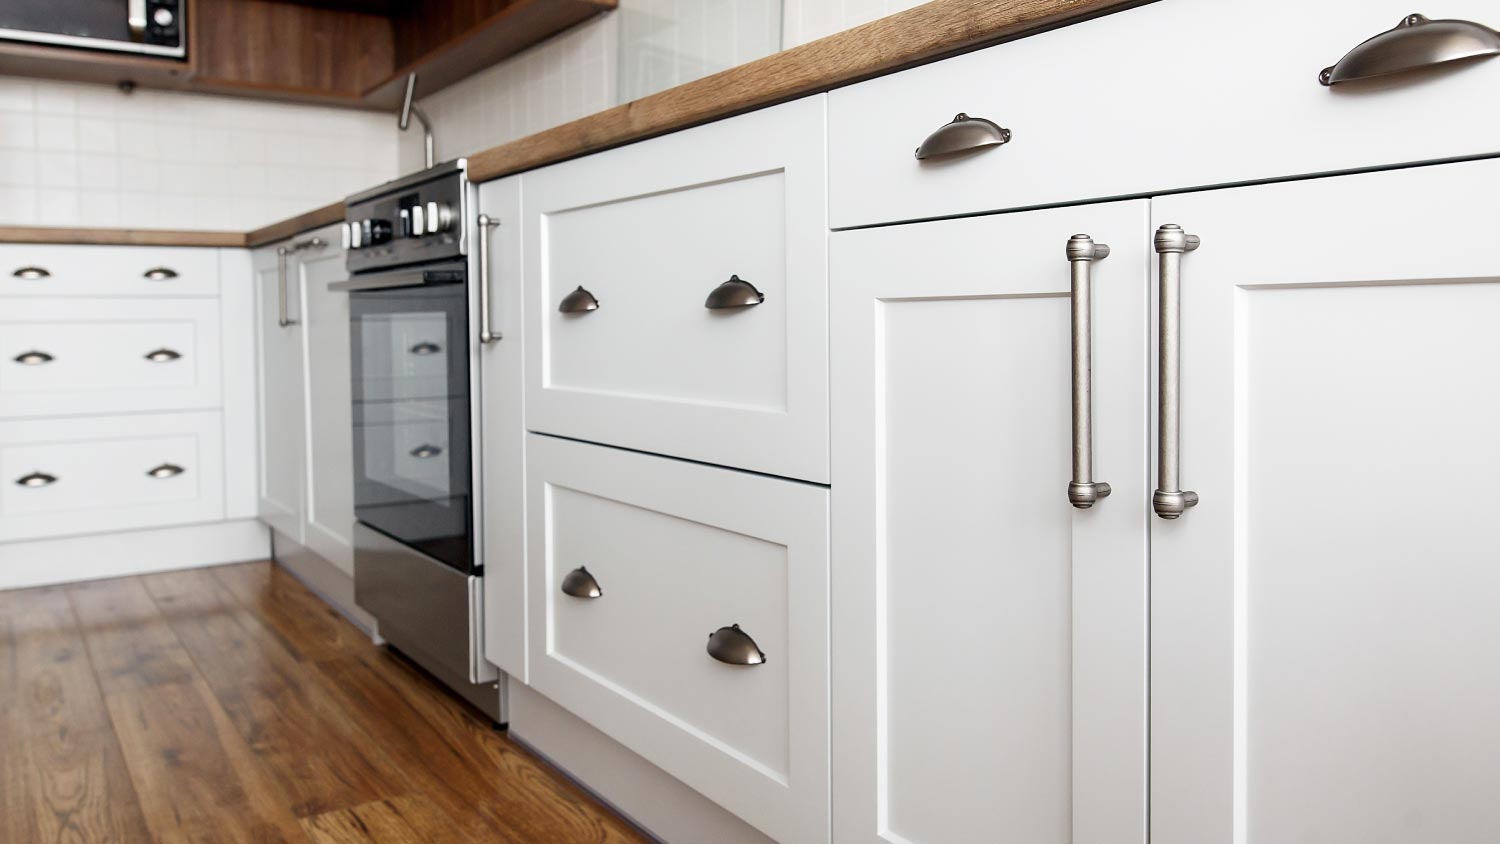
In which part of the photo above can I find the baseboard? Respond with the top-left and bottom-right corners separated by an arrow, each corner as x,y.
508,683 -> 778,844
270,528 -> 378,636
0,519 -> 271,591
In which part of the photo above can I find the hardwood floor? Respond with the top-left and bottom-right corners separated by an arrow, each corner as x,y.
0,561 -> 652,844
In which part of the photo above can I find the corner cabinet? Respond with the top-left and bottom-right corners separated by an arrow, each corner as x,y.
253,226 -> 357,572
1150,158 -> 1500,844
831,200 -> 1152,844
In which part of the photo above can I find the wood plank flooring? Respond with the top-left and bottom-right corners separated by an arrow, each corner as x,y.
0,561 -> 652,844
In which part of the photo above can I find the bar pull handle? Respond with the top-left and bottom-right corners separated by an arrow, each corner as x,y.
707,624 -> 766,666
276,246 -> 296,327
477,214 -> 502,344
1153,224 -> 1200,519
1320,14 -> 1500,85
1067,234 -> 1112,509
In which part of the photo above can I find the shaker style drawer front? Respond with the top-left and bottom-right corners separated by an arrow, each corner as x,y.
0,245 -> 220,297
0,298 -> 223,418
829,0 -> 1500,228
0,412 -> 225,542
524,96 -> 829,483
526,434 -> 830,844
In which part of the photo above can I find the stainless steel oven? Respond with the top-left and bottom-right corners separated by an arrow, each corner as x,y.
334,160 -> 502,721
0,0 -> 185,58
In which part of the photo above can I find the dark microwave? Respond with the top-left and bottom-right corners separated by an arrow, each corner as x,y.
0,0 -> 185,59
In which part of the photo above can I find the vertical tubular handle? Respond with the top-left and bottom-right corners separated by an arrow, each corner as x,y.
276,246 -> 295,327
1153,224 -> 1200,519
1068,235 -> 1112,509
477,214 -> 502,344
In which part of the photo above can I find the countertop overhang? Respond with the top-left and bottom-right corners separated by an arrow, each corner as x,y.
0,0 -> 1139,250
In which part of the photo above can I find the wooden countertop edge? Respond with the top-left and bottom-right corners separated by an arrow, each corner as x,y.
1,0 -> 1138,249
466,0 -> 1140,182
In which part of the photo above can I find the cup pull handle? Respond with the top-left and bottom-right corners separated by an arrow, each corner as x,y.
14,350 -> 54,365
560,567 -> 602,599
1153,224 -> 1200,519
409,444 -> 443,459
915,113 -> 1012,160
1320,14 -> 1500,85
147,463 -> 185,479
144,348 -> 182,363
704,275 -> 764,309
12,266 -> 50,280
707,624 -> 766,666
559,286 -> 600,314
1067,234 -> 1112,509
143,267 -> 178,280
17,471 -> 57,488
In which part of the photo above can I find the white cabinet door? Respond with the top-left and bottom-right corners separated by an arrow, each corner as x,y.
1150,159 -> 1500,844
254,243 -> 305,543
831,200 -> 1151,844
478,175 -> 527,680
299,231 -> 356,573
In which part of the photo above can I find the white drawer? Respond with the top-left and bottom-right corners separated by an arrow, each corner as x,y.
0,245 -> 220,296
524,96 -> 829,483
0,298 -> 223,418
0,411 -> 226,542
829,0 -> 1500,228
525,434 -> 830,844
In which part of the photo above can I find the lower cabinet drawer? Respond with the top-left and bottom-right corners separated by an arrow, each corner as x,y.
0,412 -> 225,542
0,244 -> 220,297
0,298 -> 223,418
525,434 -> 830,844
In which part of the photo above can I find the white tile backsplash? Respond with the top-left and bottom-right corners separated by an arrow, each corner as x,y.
0,77 -> 396,231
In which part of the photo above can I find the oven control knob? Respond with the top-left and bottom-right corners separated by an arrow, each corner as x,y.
349,221 -> 364,248
426,201 -> 453,234
368,219 -> 393,245
153,7 -> 175,27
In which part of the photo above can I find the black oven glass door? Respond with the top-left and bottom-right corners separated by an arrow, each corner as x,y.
350,280 -> 473,572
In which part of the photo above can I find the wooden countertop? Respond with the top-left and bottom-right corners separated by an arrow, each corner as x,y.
0,0 -> 1136,250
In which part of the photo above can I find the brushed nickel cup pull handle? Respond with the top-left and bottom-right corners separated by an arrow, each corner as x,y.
144,348 -> 182,363
1153,224 -> 1200,519
558,286 -> 600,314
14,350 -> 54,365
704,275 -> 764,309
1067,234 -> 1112,509
477,214 -> 502,344
707,624 -> 766,666
16,471 -> 57,488
409,444 -> 443,459
1320,14 -> 1500,85
12,266 -> 50,280
146,463 -> 185,479
914,113 -> 1012,160
142,266 -> 178,280
560,566 -> 602,599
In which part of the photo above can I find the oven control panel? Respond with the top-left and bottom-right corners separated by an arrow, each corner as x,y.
344,160 -> 467,275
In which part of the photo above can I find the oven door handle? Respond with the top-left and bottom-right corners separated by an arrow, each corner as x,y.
329,272 -> 432,292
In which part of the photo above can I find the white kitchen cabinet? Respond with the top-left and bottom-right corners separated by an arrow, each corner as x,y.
253,241 -> 307,543
830,200 -> 1152,844
522,96 -> 829,483
525,433 -> 830,844
477,175 -> 528,681
1150,159 -> 1500,844
0,244 -> 220,297
252,224 -> 352,569
829,0 -> 1500,228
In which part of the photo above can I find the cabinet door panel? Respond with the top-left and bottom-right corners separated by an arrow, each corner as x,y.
254,245 -> 305,542
300,234 -> 356,573
1151,158 -> 1500,844
832,200 -> 1151,844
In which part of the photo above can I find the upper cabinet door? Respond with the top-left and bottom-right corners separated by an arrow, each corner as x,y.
1150,159 -> 1500,844
253,244 -> 306,543
477,174 -> 528,681
522,96 -> 829,482
831,200 -> 1151,844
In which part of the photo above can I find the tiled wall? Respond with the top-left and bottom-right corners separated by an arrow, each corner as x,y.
0,77 -> 396,231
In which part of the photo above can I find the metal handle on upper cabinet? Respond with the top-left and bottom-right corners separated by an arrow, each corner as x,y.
1320,14 -> 1500,85
1067,235 -> 1111,509
276,247 -> 296,327
477,214 -> 502,344
146,463 -> 185,479
560,567 -> 602,599
16,471 -> 57,488
143,267 -> 178,281
915,113 -> 1012,160
14,350 -> 53,365
144,348 -> 182,363
706,624 -> 766,666
1153,225 -> 1199,519
12,266 -> 50,280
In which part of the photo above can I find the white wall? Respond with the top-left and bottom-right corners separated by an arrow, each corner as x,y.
782,0 -> 927,48
0,77 -> 396,231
